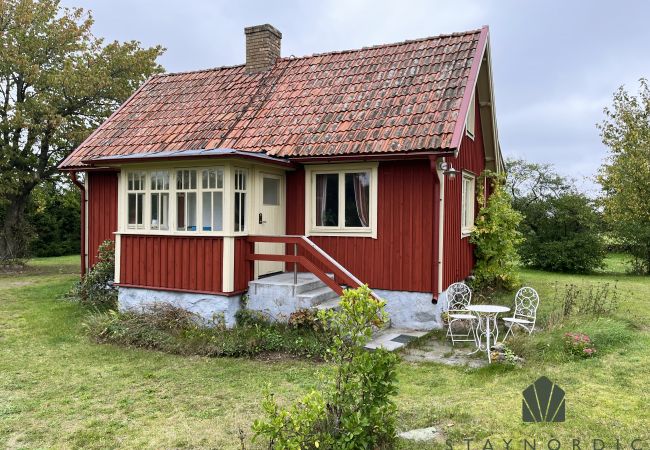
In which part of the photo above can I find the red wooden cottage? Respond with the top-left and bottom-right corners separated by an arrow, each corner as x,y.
59,24 -> 503,329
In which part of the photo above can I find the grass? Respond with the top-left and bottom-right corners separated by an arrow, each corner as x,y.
1,255 -> 649,449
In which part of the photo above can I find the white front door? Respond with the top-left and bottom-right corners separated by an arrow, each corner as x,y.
253,171 -> 286,277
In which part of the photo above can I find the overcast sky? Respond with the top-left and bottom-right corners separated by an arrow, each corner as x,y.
61,0 -> 650,194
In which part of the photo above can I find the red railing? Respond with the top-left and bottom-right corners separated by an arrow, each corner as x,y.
246,235 -> 376,298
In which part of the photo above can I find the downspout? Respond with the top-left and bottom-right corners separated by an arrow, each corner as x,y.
69,171 -> 86,276
430,156 -> 446,302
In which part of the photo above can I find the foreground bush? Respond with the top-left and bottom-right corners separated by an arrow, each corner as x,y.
252,286 -> 398,450
69,240 -> 117,309
84,303 -> 330,359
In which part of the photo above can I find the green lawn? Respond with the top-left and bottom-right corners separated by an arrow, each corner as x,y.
1,255 -> 649,449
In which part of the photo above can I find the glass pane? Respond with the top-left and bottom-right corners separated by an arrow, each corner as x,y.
217,170 -> 224,189
315,173 -> 338,226
160,193 -> 169,230
345,172 -> 370,227
213,192 -> 223,231
151,193 -> 159,228
176,193 -> 185,230
263,177 -> 280,205
240,193 -> 245,231
128,193 -> 136,225
177,171 -> 183,190
187,192 -> 197,231
202,192 -> 212,231
202,170 -> 208,189
234,192 -> 241,232
136,193 -> 143,225
190,170 -> 197,189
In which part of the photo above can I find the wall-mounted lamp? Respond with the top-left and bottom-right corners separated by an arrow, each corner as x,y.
438,161 -> 457,180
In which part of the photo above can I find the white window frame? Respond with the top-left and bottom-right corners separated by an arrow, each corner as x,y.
126,171 -> 146,229
233,167 -> 248,234
461,171 -> 476,237
304,163 -> 378,239
149,170 -> 170,231
200,167 -> 225,232
121,165 -> 231,236
175,169 -> 199,232
466,92 -> 476,139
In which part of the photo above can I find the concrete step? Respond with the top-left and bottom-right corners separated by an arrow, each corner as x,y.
249,272 -> 334,296
314,298 -> 341,311
297,286 -> 339,307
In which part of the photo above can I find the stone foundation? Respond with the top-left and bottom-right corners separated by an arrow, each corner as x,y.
375,289 -> 446,330
118,287 -> 242,328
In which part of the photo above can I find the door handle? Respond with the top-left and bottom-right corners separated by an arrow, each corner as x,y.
258,213 -> 266,224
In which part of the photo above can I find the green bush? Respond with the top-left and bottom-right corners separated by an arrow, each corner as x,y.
471,172 -> 523,291
69,240 -> 116,309
518,193 -> 606,273
253,286 -> 398,450
84,303 -> 331,359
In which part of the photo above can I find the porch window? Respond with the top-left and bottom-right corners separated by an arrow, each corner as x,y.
127,171 -> 145,228
150,170 -> 170,230
234,168 -> 247,232
201,168 -> 224,231
307,163 -> 378,237
461,171 -> 476,235
176,169 -> 198,231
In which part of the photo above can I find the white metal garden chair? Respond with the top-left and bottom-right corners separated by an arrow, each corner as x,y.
502,287 -> 540,340
445,282 -> 477,345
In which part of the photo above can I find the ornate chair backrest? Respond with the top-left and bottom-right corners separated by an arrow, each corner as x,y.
514,287 -> 540,320
446,282 -> 472,312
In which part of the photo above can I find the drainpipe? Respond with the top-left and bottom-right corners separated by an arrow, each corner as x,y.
69,171 -> 86,276
430,156 -> 445,302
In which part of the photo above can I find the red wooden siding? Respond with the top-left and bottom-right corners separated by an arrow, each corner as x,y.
120,235 -> 224,293
87,171 -> 118,267
286,160 -> 435,293
442,94 -> 486,288
234,237 -> 252,292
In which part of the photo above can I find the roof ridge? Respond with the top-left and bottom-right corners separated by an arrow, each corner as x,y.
153,26 -> 485,79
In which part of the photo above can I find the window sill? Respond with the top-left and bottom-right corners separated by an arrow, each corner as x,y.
461,228 -> 474,238
308,228 -> 376,239
116,230 -> 233,238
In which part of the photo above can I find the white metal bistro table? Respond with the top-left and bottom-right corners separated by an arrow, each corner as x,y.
467,305 -> 510,363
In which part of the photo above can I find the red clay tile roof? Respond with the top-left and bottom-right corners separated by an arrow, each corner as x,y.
60,27 -> 488,169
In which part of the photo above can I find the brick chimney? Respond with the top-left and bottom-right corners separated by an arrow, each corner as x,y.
245,24 -> 282,74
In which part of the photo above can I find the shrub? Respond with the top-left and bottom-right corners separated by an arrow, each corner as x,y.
69,240 -> 116,309
546,282 -> 619,328
470,172 -> 523,291
288,308 -> 322,331
564,332 -> 596,358
235,308 -> 270,327
85,303 -> 331,359
518,193 -> 606,273
253,286 -> 398,449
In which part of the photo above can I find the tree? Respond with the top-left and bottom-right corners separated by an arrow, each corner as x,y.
505,158 -> 571,207
518,193 -> 605,273
598,79 -> 650,274
470,172 -> 523,291
0,0 -> 164,261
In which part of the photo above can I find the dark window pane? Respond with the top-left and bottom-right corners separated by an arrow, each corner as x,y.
136,194 -> 143,225
263,177 -> 280,205
315,173 -> 338,226
345,172 -> 370,227
234,192 -> 241,232
177,193 -> 185,230
151,193 -> 159,228
128,194 -> 136,225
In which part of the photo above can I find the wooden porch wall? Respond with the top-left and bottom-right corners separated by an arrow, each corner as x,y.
120,235 -> 224,293
87,171 -> 118,267
286,160 -> 435,293
442,94 -> 486,288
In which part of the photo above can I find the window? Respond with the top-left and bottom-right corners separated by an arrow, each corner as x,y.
150,171 -> 170,230
234,168 -> 247,232
176,169 -> 197,231
461,172 -> 476,235
262,176 -> 280,206
201,168 -> 224,231
307,164 -> 377,237
466,93 -> 476,139
127,171 -> 145,228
